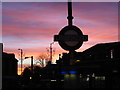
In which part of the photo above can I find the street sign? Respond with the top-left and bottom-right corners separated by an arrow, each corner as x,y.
54,25 -> 88,51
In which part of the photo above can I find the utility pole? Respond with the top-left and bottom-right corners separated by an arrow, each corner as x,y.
18,49 -> 23,74
31,56 -> 33,73
50,42 -> 54,62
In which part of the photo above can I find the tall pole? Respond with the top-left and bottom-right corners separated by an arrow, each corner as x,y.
18,49 -> 23,74
31,56 -> 33,73
67,0 -> 73,26
50,42 -> 54,62
67,0 -> 75,65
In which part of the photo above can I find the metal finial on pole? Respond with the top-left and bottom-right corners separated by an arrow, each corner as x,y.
67,0 -> 73,26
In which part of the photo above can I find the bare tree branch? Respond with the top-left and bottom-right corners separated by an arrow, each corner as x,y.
36,54 -> 49,67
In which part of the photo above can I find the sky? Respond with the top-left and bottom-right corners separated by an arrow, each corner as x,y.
2,2 -> 118,74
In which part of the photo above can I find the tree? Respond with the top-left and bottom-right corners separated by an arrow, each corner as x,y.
21,67 -> 32,85
36,54 -> 49,67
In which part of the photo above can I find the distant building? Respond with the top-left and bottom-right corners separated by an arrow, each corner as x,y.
2,44 -> 19,89
0,43 -> 2,90
82,42 -> 120,62
1,43 -> 18,76
2,52 -> 18,76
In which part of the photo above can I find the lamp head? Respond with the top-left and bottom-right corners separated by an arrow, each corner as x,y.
25,57 -> 29,59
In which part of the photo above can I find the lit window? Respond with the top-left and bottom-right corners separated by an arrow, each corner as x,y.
92,73 -> 95,77
86,77 -> 89,81
76,60 -> 80,62
110,49 -> 114,59
51,80 -> 57,82
80,74 -> 82,78
30,77 -> 32,79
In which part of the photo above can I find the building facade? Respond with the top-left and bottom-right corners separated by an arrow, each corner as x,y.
2,52 -> 18,76
2,45 -> 18,89
57,42 -> 120,88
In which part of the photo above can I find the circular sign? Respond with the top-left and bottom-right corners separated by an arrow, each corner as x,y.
58,25 -> 83,51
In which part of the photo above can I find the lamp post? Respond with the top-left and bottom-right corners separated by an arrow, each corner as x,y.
18,49 -> 23,74
25,56 -> 34,73
50,42 -> 54,62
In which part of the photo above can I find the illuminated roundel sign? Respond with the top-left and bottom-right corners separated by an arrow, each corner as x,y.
54,25 -> 88,51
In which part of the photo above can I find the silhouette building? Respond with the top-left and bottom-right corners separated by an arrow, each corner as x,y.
2,44 -> 18,89
81,42 -> 120,62
56,41 -> 120,88
2,52 -> 18,76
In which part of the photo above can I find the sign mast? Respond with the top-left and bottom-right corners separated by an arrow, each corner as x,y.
67,0 -> 73,26
54,0 -> 88,65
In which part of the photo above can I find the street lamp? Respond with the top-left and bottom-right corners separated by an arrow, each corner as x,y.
50,42 -> 54,62
18,49 -> 23,74
25,56 -> 34,73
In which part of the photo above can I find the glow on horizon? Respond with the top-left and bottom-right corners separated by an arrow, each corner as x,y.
2,2 -> 118,75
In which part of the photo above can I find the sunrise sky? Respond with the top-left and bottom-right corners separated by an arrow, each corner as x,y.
2,2 -> 118,74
